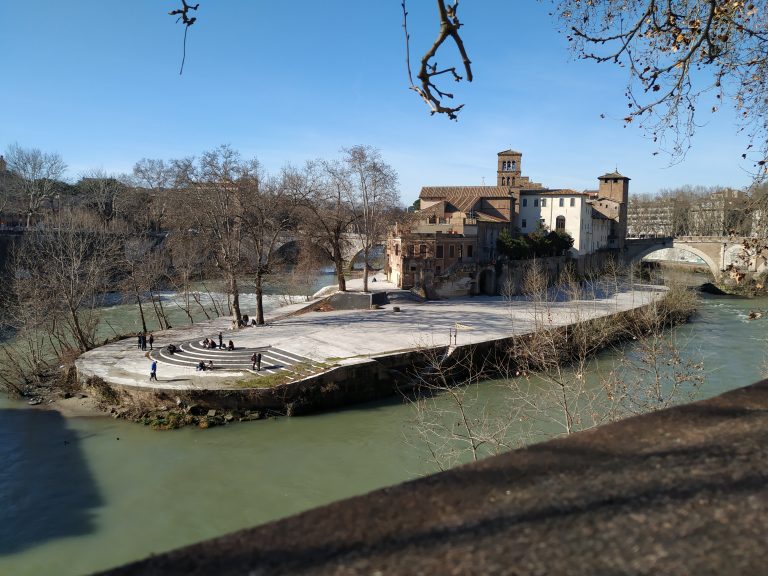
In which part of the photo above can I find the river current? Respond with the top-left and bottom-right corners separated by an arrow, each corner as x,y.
1,280 -> 766,575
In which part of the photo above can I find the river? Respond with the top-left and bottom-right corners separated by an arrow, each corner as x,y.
1,278 -> 766,575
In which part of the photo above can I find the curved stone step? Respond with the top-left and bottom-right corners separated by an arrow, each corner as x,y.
149,342 -> 317,379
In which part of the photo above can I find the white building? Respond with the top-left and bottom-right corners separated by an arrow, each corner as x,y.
517,190 -> 615,256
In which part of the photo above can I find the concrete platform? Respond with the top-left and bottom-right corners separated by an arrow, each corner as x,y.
76,280 -> 665,391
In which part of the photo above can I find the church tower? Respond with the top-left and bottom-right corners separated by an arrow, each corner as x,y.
497,150 -> 522,187
598,171 -> 630,249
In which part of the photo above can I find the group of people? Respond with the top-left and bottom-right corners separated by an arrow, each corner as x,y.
137,332 -> 154,351
201,332 -> 235,351
196,360 -> 214,371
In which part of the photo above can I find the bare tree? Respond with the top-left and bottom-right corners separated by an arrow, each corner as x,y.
76,169 -> 128,230
238,169 -> 304,325
343,146 -> 400,293
5,144 -> 67,227
132,158 -> 174,231
410,268 -> 703,470
172,145 -> 252,326
10,210 -> 120,354
298,161 -> 358,292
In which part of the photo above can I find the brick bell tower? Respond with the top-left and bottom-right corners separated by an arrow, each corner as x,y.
497,150 -> 522,187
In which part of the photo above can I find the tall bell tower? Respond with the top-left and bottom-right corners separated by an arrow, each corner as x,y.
497,150 -> 522,186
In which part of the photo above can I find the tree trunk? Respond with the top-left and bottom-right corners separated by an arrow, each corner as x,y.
333,242 -> 346,291
230,272 -> 243,325
136,293 -> 148,333
255,272 -> 265,326
363,247 -> 370,293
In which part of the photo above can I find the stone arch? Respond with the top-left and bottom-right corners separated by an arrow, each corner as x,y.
630,243 -> 720,279
347,243 -> 386,271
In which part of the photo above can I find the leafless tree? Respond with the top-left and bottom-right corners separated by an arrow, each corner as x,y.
237,168 -> 305,324
10,210 -> 120,354
76,169 -> 129,230
4,144 -> 67,227
410,268 -> 703,470
343,146 -> 400,292
297,161 -> 358,292
172,145 -> 252,325
132,158 -> 174,231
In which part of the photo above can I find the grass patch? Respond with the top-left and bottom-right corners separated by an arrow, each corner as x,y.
233,361 -> 337,389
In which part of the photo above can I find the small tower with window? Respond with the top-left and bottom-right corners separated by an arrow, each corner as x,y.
497,149 -> 522,186
597,170 -> 631,248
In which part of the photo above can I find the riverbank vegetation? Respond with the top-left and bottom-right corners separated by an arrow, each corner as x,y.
410,262 -> 703,471
0,143 -> 402,398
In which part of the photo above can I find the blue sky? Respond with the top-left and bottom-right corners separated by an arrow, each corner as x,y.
0,1 -> 754,204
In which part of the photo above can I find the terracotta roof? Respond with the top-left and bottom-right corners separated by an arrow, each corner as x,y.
598,171 -> 630,180
475,211 -> 509,223
420,186 -> 514,213
420,186 -> 510,199
497,149 -> 522,155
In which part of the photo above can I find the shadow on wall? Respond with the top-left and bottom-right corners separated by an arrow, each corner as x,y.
0,409 -> 102,555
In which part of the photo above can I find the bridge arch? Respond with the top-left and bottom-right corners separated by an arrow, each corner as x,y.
630,243 -> 720,279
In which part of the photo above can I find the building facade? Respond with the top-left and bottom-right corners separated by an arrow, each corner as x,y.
386,150 -> 630,295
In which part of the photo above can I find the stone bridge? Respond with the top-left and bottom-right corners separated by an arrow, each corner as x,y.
274,232 -> 379,269
625,236 -> 767,279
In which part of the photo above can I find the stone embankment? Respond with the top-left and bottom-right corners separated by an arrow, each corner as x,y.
75,277 -> 669,425
102,378 -> 768,575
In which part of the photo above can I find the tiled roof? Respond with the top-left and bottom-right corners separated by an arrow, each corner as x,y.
475,211 -> 509,223
420,186 -> 513,213
498,149 -> 522,155
598,171 -> 630,180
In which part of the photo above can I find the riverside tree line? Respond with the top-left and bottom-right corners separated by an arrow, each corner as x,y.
0,144 -> 401,393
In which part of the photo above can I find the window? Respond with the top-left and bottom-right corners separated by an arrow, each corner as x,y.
394,244 -> 399,255
540,218 -> 546,227
467,245 -> 473,257
541,198 -> 547,207
559,198 -> 564,207
511,160 -> 516,171
570,197 -> 575,207
428,215 -> 436,224
436,266 -> 441,275
522,219 -> 527,229
556,215 -> 566,230
534,199 -> 539,208
436,245 -> 444,258
419,244 -> 427,256
522,198 -> 528,207
449,245 -> 455,258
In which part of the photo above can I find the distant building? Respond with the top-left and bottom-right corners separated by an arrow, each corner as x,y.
386,150 -> 630,294
627,187 -> 749,238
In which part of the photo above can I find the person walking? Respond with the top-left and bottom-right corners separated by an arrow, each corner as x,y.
148,333 -> 154,350
218,331 -> 223,349
256,352 -> 262,372
149,360 -> 157,381
251,352 -> 257,370
137,333 -> 142,350
141,333 -> 147,351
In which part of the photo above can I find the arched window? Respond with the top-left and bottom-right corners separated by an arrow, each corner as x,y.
511,160 -> 517,171
556,215 -> 566,231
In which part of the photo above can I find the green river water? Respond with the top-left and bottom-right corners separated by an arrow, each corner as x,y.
1,276 -> 766,575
